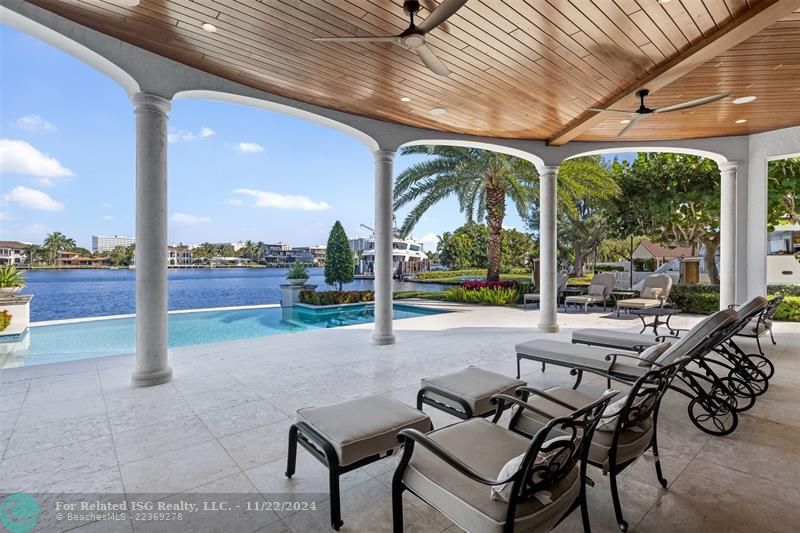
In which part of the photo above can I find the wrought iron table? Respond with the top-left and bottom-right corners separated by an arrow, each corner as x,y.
633,307 -> 682,335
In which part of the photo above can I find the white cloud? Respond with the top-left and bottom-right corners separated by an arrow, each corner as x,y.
0,212 -> 14,221
102,202 -> 113,208
15,115 -> 56,133
233,189 -> 331,211
418,232 -> 440,248
235,142 -> 264,153
4,186 -> 64,211
0,139 -> 74,178
223,198 -> 243,206
102,215 -> 114,220
168,127 -> 216,143
172,212 -> 211,225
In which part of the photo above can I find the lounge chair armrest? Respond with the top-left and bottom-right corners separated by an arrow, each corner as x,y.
396,429 -> 510,486
604,352 -> 645,365
514,386 -> 579,411
573,366 -> 640,385
490,393 -> 565,422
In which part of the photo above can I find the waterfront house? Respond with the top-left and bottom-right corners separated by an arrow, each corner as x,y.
0,241 -> 27,265
167,245 -> 193,266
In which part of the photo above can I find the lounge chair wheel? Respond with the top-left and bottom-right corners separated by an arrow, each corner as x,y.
688,397 -> 738,436
618,520 -> 629,532
713,376 -> 755,412
729,364 -> 769,396
745,353 -> 774,380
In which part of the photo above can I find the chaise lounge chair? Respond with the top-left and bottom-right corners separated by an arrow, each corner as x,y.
615,273 -> 673,315
515,309 -> 747,435
523,272 -> 568,309
563,272 -> 615,313
734,294 -> 783,357
392,389 -> 618,533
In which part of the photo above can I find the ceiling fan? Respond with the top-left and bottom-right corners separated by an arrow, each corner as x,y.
312,0 -> 467,76
590,89 -> 731,137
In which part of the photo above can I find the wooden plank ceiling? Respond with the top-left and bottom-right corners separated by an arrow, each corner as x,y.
28,0 -> 800,142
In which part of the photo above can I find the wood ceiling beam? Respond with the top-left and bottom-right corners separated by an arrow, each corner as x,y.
547,0 -> 800,146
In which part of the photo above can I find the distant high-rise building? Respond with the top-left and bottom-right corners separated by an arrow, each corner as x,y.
349,237 -> 369,253
92,235 -> 135,253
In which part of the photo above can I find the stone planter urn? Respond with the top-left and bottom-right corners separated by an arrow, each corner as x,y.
287,278 -> 309,286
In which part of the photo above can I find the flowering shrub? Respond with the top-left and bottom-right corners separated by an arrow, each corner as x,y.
300,290 -> 374,306
462,280 -> 516,291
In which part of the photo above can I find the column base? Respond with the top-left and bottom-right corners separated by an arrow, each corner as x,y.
537,324 -> 560,333
372,333 -> 396,345
132,366 -> 173,387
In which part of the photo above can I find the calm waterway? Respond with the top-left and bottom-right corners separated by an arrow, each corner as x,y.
19,268 -> 446,322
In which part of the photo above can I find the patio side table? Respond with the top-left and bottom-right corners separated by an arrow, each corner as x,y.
633,308 -> 682,335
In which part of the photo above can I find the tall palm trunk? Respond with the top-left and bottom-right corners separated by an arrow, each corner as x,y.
485,181 -> 506,281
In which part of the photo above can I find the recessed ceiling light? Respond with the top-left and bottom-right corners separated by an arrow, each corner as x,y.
732,96 -> 756,104
429,108 -> 446,116
620,119 -> 631,124
114,0 -> 140,6
735,119 -> 747,124
201,22 -> 218,33
400,97 -> 412,102
658,0 -> 672,4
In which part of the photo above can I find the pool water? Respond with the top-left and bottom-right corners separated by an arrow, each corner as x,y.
0,304 -> 445,367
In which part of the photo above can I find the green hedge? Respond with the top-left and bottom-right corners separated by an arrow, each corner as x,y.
668,284 -> 800,321
299,290 -> 373,305
445,286 -> 521,305
394,291 -> 448,300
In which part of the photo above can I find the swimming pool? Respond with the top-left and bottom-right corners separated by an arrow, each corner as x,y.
0,304 -> 446,368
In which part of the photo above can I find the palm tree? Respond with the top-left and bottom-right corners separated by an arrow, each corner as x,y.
394,146 -> 616,280
42,232 -> 77,265
24,244 -> 40,266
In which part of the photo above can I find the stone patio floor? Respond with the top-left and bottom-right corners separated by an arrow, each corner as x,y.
1,301 -> 798,532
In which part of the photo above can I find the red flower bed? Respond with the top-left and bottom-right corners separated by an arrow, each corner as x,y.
462,280 -> 516,291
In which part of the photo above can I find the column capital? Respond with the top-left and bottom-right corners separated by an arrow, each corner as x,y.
538,165 -> 560,176
718,161 -> 740,173
131,92 -> 171,115
373,149 -> 396,163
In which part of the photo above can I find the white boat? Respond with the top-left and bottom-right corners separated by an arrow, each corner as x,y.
358,234 -> 430,279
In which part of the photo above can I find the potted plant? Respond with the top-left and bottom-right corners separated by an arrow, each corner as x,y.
286,263 -> 309,286
0,264 -> 25,296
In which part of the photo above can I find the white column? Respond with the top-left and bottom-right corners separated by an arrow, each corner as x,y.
719,161 -> 738,309
746,157 -> 769,299
373,149 -> 396,345
131,93 -> 172,387
538,165 -> 559,333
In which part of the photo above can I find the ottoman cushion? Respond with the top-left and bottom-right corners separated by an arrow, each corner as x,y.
297,396 -> 430,467
421,367 -> 525,416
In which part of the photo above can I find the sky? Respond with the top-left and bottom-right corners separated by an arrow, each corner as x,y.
0,25 -> 628,252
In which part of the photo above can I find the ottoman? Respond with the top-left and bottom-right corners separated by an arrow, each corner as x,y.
417,367 -> 526,419
286,395 -> 431,530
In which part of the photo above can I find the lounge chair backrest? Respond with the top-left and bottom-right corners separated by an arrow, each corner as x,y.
590,272 -> 616,298
557,272 -> 569,293
641,274 -> 673,301
655,309 -> 738,366
734,296 -> 768,321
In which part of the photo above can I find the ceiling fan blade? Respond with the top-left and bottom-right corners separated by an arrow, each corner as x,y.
415,43 -> 450,76
655,92 -> 731,113
417,0 -> 467,33
589,107 -> 636,115
313,36 -> 400,43
421,0 -> 450,32
617,114 -> 644,137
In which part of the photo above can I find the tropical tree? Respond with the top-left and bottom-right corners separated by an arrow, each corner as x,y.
192,242 -> 217,264
42,232 -> 77,265
767,156 -> 800,229
109,244 -> 135,266
24,244 -> 41,266
395,146 -> 616,280
324,221 -> 354,290
437,223 -> 536,271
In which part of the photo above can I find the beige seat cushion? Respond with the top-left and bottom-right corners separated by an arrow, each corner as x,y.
565,294 -> 604,304
512,387 -> 653,471
421,367 -> 526,416
571,329 -> 659,351
524,293 -> 541,301
616,298 -> 662,310
297,396 -> 430,466
403,418 -> 581,533
515,339 -> 646,379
